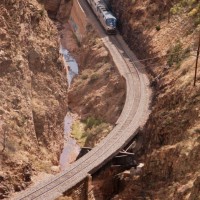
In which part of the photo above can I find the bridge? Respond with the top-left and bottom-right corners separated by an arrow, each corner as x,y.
13,0 -> 151,199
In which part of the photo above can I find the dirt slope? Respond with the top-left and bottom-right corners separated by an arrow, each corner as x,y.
67,31 -> 126,125
108,0 -> 200,199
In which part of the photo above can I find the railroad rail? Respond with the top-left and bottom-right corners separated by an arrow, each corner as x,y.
13,1 -> 151,199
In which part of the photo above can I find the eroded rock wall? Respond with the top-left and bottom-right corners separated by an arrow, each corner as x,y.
44,0 -> 72,21
0,0 -> 67,198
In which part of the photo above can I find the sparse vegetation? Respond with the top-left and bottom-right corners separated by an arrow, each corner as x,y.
85,123 -> 112,147
171,0 -> 200,26
89,73 -> 99,83
167,42 -> 190,67
84,117 -> 103,129
71,117 -> 112,147
71,121 -> 86,146
171,0 -> 195,14
95,62 -> 105,69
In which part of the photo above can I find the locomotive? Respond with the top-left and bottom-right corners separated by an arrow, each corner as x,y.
86,0 -> 117,34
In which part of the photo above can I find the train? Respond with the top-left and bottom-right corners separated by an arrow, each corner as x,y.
86,0 -> 117,34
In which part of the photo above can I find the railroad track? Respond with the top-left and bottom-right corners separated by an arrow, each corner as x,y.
13,1 -> 151,200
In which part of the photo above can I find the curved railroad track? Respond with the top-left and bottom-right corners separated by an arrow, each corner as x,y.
13,1 -> 151,200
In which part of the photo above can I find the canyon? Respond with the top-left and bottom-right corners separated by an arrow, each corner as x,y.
0,0 -> 200,199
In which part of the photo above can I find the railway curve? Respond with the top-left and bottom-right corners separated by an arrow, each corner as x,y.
13,1 -> 151,200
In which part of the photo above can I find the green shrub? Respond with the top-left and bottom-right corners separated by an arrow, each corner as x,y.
194,128 -> 200,134
155,25 -> 161,31
71,121 -> 87,146
81,74 -> 88,80
89,73 -> 99,83
84,117 -> 103,129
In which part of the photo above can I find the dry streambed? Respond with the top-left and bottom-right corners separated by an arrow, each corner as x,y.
58,22 -> 126,168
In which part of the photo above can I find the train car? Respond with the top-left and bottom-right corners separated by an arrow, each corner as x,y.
86,0 -> 117,34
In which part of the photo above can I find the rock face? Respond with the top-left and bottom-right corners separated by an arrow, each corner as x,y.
108,0 -> 200,199
44,0 -> 61,14
44,0 -> 72,21
0,0 -> 67,197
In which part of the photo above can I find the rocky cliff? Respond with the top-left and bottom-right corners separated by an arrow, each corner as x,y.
44,0 -> 72,21
0,0 -> 68,198
108,0 -> 200,199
